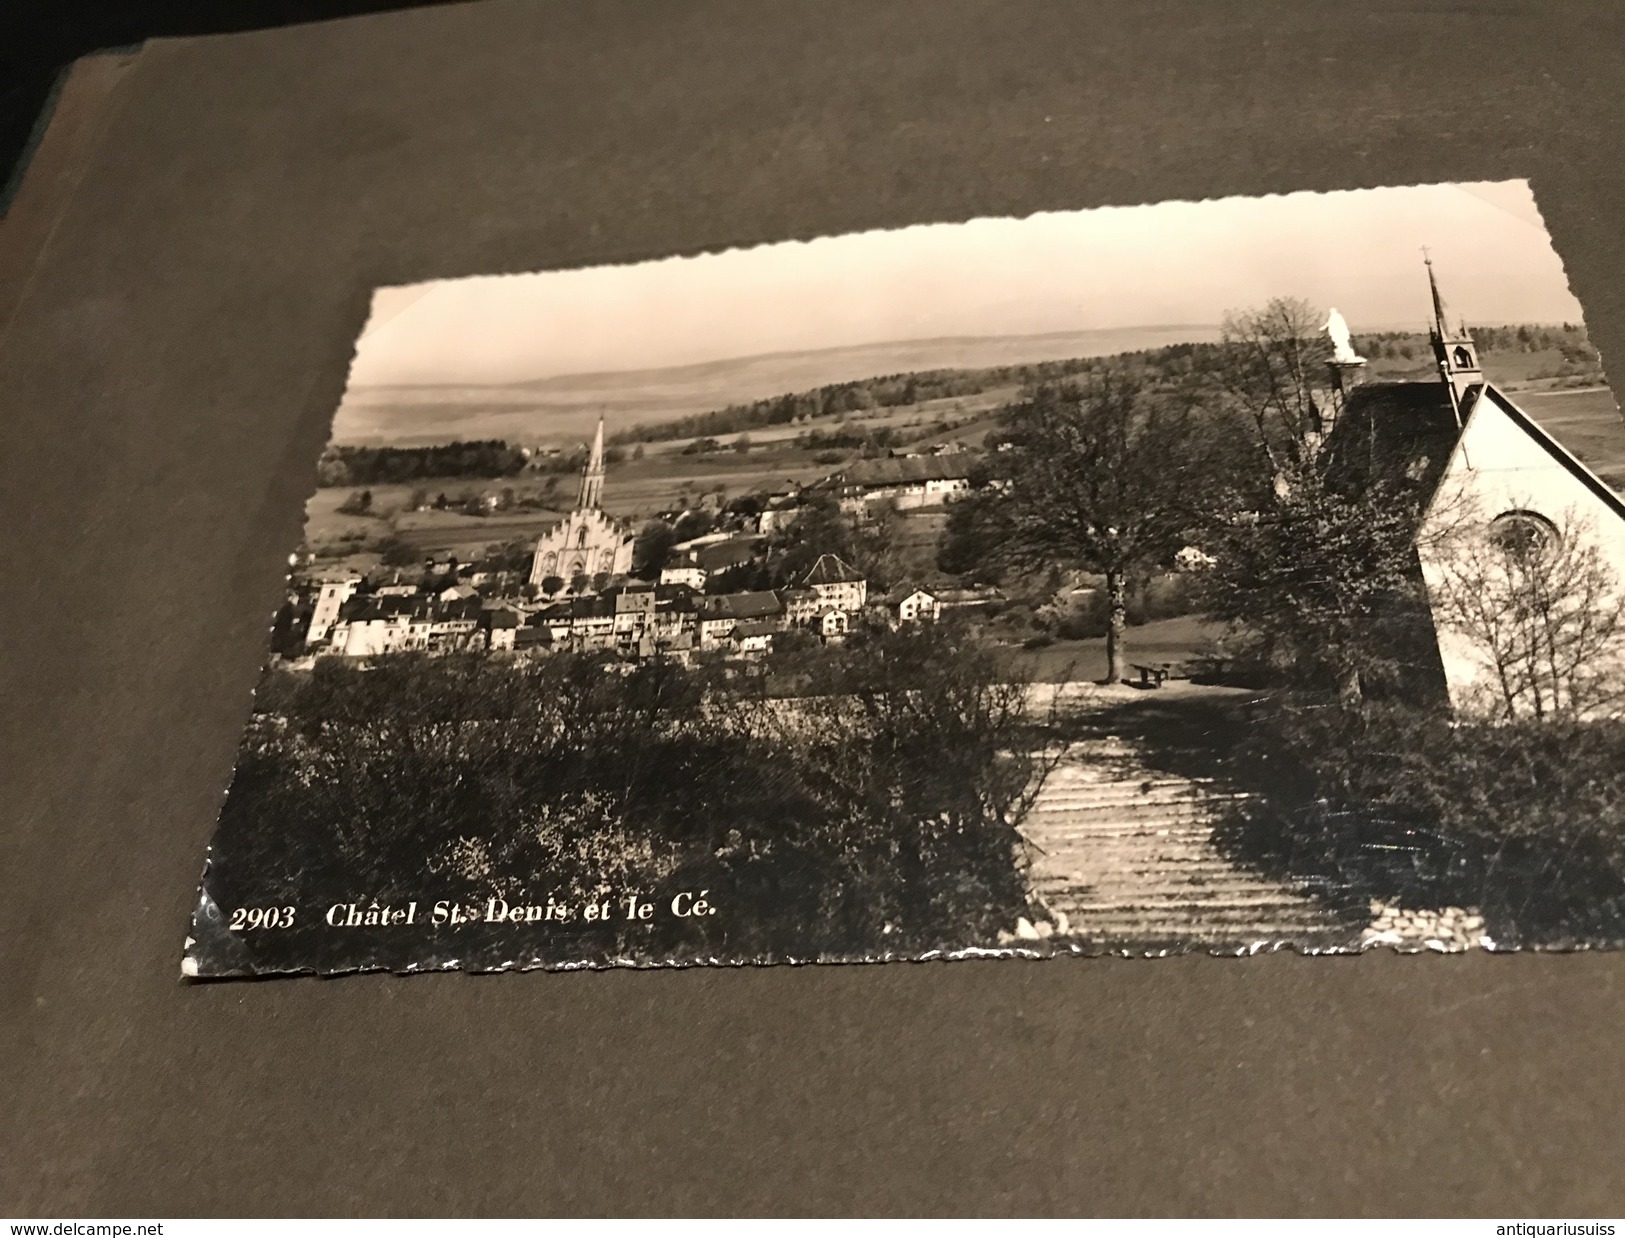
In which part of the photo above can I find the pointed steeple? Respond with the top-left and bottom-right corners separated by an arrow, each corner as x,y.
1426,253 -> 1450,340
1424,256 -> 1482,421
577,416 -> 606,509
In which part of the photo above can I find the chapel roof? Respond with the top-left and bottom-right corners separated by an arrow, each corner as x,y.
1325,378 -> 1625,530
1322,379 -> 1463,505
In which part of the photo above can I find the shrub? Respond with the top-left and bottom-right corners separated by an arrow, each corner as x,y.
208,632 -> 1048,970
1213,697 -> 1625,942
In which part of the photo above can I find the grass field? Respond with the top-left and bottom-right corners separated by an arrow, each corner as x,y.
994,616 -> 1223,684
302,338 -> 1625,575
1508,386 -> 1625,486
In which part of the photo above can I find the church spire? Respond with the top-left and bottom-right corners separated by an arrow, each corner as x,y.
577,416 -> 606,509
1424,255 -> 1482,422
1426,252 -> 1451,341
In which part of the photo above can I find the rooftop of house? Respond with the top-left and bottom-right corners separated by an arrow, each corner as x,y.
702,591 -> 784,621
614,589 -> 655,613
338,594 -> 424,622
883,581 -> 937,605
802,554 -> 865,586
816,453 -> 978,490
693,538 -> 763,572
732,620 -> 777,638
936,584 -> 1003,605
654,583 -> 700,610
436,596 -> 484,622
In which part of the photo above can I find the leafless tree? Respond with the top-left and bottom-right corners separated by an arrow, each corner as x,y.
997,372 -> 1202,684
1216,296 -> 1336,483
1428,507 -> 1625,721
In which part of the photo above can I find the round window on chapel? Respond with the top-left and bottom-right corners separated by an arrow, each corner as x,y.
1490,510 -> 1559,561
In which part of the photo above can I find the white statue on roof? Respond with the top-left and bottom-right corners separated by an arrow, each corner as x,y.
1324,307 -> 1365,365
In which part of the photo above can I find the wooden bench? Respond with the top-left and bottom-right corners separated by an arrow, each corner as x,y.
1131,662 -> 1174,688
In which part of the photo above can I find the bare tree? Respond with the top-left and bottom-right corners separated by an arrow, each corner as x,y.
998,372 -> 1200,683
1195,296 -> 1436,700
1428,507 -> 1625,720
1216,296 -> 1335,482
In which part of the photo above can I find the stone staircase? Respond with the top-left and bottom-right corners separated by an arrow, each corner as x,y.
1022,735 -> 1348,950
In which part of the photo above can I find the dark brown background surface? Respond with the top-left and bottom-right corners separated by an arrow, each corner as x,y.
2,0 -> 1624,1216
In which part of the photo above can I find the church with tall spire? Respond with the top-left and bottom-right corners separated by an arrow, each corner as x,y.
528,417 -> 636,589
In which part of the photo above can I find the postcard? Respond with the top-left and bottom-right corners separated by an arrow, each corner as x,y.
184,179 -> 1625,977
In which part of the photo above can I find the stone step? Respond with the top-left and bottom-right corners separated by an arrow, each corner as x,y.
1035,866 -> 1288,885
1028,796 -> 1225,812
1057,891 -> 1327,912
1038,774 -> 1227,795
1026,824 -> 1218,841
1040,870 -> 1319,890
1027,798 -> 1227,816
1021,739 -> 1342,945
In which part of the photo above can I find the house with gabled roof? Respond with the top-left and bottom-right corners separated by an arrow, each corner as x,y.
698,591 -> 783,648
811,453 -> 976,513
811,606 -> 849,642
481,605 -> 522,652
325,593 -> 433,657
884,582 -> 941,625
1323,263 -> 1625,717
801,553 -> 867,613
730,619 -> 776,655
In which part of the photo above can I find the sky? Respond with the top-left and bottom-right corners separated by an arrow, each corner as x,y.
348,180 -> 1585,388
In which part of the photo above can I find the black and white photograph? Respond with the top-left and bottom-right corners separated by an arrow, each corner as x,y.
184,179 -> 1625,978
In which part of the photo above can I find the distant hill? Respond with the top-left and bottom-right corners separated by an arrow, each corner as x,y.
330,326 -> 1223,447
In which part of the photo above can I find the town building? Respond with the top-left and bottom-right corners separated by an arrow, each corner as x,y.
810,453 -> 976,513
326,595 -> 433,657
429,595 -> 484,650
698,591 -> 784,648
307,577 -> 360,645
613,584 -> 656,636
885,583 -> 941,625
811,607 -> 849,642
779,585 -> 821,626
730,620 -> 776,655
801,554 -> 868,613
528,418 -> 635,588
482,606 -> 521,651
658,564 -> 708,591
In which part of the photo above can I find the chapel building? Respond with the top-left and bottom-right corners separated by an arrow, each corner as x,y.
1322,262 -> 1625,718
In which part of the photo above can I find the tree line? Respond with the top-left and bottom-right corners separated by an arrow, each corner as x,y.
317,440 -> 529,488
606,325 -> 1595,449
